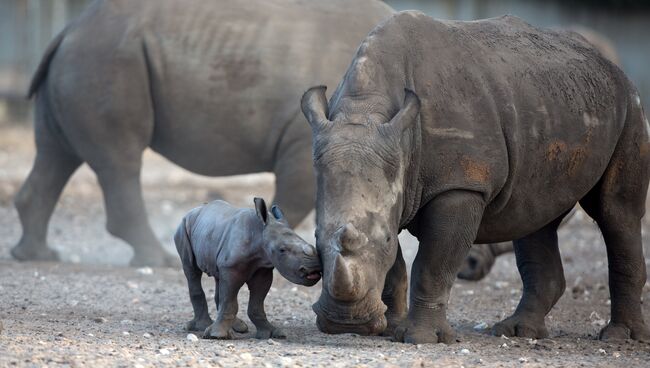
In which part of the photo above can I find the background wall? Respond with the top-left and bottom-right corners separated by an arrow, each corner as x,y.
1,0 -> 649,122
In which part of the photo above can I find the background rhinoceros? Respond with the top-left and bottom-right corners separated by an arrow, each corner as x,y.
12,0 -> 393,266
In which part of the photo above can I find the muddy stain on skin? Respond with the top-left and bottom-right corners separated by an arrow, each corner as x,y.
568,147 -> 588,176
461,156 -> 490,183
546,140 -> 567,161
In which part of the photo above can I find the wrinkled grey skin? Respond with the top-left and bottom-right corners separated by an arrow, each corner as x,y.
459,206 -> 575,281
174,198 -> 321,340
302,12 -> 650,344
459,27 -> 620,281
13,0 -> 393,266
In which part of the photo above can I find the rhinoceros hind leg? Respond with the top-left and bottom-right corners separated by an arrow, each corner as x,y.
579,110 -> 650,342
492,214 -> 567,339
12,128 -> 81,262
94,163 -> 177,267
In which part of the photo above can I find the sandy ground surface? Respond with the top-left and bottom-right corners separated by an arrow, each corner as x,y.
1,124 -> 650,367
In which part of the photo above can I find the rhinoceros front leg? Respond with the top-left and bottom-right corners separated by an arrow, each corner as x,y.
492,215 -> 567,339
247,268 -> 287,339
381,243 -> 408,336
395,190 -> 485,344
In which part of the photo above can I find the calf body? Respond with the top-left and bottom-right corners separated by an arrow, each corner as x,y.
174,199 -> 320,339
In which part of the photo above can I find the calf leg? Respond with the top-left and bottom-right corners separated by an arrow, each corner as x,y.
492,214 -> 567,338
457,242 -> 512,281
204,272 -> 246,339
247,268 -> 286,339
394,190 -> 485,344
382,243 -> 408,336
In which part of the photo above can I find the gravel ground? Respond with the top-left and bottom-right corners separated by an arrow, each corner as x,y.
1,125 -> 650,367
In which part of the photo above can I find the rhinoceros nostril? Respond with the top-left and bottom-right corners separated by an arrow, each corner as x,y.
299,266 -> 307,273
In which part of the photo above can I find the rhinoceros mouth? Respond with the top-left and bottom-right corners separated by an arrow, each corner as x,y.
312,291 -> 388,334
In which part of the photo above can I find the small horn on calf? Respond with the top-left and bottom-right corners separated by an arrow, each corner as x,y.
335,223 -> 368,252
328,253 -> 360,301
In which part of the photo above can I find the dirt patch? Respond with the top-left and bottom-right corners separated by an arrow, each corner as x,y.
461,156 -> 490,183
1,125 -> 650,367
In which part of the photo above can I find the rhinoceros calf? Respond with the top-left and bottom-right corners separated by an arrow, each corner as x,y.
302,12 -> 649,343
175,198 -> 321,339
13,0 -> 393,267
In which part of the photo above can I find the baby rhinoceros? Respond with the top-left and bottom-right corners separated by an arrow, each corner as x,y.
174,198 -> 321,339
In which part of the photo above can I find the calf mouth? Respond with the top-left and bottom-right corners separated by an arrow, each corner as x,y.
299,266 -> 322,284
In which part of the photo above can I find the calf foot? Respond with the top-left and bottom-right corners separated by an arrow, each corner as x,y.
255,326 -> 287,339
203,321 -> 235,340
393,319 -> 455,344
599,321 -> 650,342
185,317 -> 213,332
11,241 -> 59,262
492,315 -> 548,339
232,318 -> 249,333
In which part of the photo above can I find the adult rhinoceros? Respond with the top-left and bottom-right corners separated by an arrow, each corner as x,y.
302,11 -> 650,343
12,0 -> 393,266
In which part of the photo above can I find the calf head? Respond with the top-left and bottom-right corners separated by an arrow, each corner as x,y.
301,86 -> 421,335
254,198 -> 321,286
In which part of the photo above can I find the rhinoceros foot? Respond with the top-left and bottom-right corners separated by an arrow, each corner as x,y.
130,250 -> 180,268
492,315 -> 549,339
203,321 -> 236,340
232,318 -> 249,334
393,318 -> 455,344
255,326 -> 287,339
599,321 -> 650,343
11,240 -> 60,262
185,317 -> 213,332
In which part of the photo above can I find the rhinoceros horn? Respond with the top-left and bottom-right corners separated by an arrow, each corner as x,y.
335,223 -> 368,252
328,253 -> 360,301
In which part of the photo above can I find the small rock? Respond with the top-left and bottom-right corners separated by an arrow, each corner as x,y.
240,353 -> 253,361
613,352 -> 621,358
136,267 -> 154,275
127,281 -> 139,289
460,348 -> 470,355
501,343 -> 508,348
267,339 -> 279,345
186,333 -> 199,342
159,348 -> 170,355
120,319 -> 133,325
122,331 -> 130,336
93,317 -> 107,323
598,348 -> 606,355
143,333 -> 152,338
519,357 -> 528,363
473,322 -> 488,330
87,333 -> 94,337
278,357 -> 294,366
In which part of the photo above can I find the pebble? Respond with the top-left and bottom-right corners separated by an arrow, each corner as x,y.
519,357 -> 528,363
159,348 -> 170,355
613,352 -> 621,358
122,331 -> 130,336
143,333 -> 152,338
93,317 -> 107,323
460,348 -> 470,355
473,322 -> 488,330
240,352 -> 253,361
186,333 -> 199,342
136,267 -> 154,275
267,339 -> 279,345
598,348 -> 607,355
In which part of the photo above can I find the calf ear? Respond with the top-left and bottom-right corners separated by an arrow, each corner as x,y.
389,89 -> 421,132
270,205 -> 289,225
301,85 -> 330,132
254,197 -> 268,225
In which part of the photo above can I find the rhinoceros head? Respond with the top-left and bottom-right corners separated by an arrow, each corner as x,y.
301,86 -> 421,335
254,197 -> 322,286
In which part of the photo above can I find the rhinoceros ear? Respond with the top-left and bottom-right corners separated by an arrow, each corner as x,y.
270,205 -> 289,226
389,89 -> 421,132
301,85 -> 330,132
254,197 -> 268,226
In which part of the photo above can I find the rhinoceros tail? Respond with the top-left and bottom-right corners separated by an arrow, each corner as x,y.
28,27 -> 67,99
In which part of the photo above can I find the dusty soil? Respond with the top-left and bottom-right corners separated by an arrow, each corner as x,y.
1,124 -> 650,367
